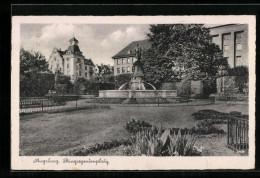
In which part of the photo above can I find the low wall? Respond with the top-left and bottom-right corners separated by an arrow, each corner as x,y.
99,90 -> 177,98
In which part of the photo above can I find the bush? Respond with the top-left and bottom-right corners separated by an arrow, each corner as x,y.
124,119 -> 152,134
73,78 -> 99,95
20,72 -> 55,97
177,80 -> 192,99
192,109 -> 249,124
227,66 -> 249,93
62,138 -> 131,156
125,118 -> 225,136
115,74 -> 132,89
196,120 -> 225,134
125,128 -> 200,156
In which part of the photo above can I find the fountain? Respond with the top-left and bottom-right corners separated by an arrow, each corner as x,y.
99,44 -> 177,102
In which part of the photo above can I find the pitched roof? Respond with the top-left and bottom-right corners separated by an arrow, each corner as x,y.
84,58 -> 95,66
112,39 -> 151,59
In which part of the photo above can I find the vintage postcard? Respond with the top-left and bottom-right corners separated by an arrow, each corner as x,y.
11,15 -> 256,170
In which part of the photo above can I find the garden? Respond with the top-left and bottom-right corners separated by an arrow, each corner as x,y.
19,104 -> 248,156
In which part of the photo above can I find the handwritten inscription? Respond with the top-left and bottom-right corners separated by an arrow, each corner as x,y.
33,158 -> 110,166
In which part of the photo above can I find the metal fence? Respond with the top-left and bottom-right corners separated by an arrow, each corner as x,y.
19,96 -> 217,114
19,97 -> 95,114
227,117 -> 249,150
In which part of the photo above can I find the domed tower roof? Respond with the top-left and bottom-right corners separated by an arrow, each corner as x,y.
69,37 -> 79,43
66,37 -> 82,55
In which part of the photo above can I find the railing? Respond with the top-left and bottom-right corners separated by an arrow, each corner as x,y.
19,96 -> 216,114
227,117 -> 249,150
19,97 -> 93,114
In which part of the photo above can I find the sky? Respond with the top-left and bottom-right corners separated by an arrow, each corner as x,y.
20,24 -> 150,65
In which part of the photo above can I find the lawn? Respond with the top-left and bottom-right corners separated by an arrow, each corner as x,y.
19,104 -> 248,156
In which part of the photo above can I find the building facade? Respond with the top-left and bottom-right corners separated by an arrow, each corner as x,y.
209,24 -> 248,68
48,37 -> 95,83
112,39 -> 151,76
111,24 -> 248,76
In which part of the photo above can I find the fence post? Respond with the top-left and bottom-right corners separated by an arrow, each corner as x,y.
94,97 -> 96,107
227,117 -> 230,145
41,100 -> 44,111
76,98 -> 77,108
157,97 -> 159,107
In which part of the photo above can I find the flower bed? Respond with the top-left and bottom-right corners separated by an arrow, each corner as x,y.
60,138 -> 131,156
192,109 -> 248,124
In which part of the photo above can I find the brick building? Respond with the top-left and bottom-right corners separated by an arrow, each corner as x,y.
48,37 -> 95,83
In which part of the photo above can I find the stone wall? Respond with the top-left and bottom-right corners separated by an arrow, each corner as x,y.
216,76 -> 239,95
191,80 -> 203,95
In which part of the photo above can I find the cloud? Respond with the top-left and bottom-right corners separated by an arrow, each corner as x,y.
101,26 -> 146,47
21,24 -> 149,65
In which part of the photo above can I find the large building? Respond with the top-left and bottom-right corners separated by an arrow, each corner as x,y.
111,24 -> 248,76
112,39 -> 151,76
48,37 -> 95,83
209,24 -> 248,68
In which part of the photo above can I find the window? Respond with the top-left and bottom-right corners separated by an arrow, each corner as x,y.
224,45 -> 230,51
236,56 -> 242,61
85,66 -> 88,70
117,59 -> 120,65
79,71 -> 82,76
132,66 -> 135,72
122,67 -> 125,73
236,32 -> 244,39
127,58 -> 131,64
236,43 -> 243,50
211,35 -> 219,44
85,72 -> 88,77
67,64 -> 69,69
117,68 -> 120,74
127,66 -> 131,73
223,34 -> 231,40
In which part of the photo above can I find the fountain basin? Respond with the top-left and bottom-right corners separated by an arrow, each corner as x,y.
99,90 -> 177,98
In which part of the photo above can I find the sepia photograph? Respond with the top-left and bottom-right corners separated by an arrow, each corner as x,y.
11,16 -> 255,170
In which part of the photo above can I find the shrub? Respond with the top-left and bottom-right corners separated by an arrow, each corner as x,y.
177,80 -> 192,99
192,109 -> 249,124
124,119 -> 152,134
167,130 -> 198,156
62,138 -> 131,156
115,74 -> 132,89
126,129 -> 200,156
227,66 -> 249,93
196,120 -> 225,134
20,72 -> 55,97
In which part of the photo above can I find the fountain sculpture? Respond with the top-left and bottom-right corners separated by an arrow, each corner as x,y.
99,44 -> 177,101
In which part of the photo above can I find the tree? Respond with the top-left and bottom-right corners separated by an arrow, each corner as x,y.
142,24 -> 229,85
20,48 -> 49,75
20,49 -> 54,97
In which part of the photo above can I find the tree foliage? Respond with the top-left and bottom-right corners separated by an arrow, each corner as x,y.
115,74 -> 132,89
142,24 -> 229,85
20,49 -> 54,97
20,48 -> 49,74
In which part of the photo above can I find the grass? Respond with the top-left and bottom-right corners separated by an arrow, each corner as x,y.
19,104 -> 248,156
